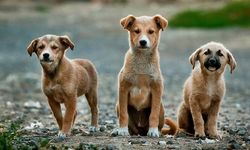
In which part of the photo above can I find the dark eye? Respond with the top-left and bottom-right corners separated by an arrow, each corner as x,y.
51,45 -> 58,49
134,29 -> 140,34
204,49 -> 211,55
148,30 -> 154,34
38,45 -> 44,49
217,50 -> 224,57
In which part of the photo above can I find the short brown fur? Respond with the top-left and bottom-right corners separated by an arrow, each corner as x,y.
116,15 -> 173,137
175,42 -> 236,139
27,35 -> 99,137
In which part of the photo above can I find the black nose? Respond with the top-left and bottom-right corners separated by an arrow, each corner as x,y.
43,53 -> 50,59
209,58 -> 216,65
139,40 -> 147,46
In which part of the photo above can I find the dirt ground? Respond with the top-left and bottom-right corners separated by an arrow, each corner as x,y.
0,1 -> 249,149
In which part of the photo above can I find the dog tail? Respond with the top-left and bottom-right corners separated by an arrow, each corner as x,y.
161,117 -> 178,135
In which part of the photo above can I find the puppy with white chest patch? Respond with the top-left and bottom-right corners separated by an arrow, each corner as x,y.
177,42 -> 237,139
27,34 -> 99,139
115,15 -> 176,137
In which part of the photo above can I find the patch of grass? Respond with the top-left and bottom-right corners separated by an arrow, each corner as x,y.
169,1 -> 250,28
34,5 -> 49,13
0,119 -> 22,150
0,119 -> 50,150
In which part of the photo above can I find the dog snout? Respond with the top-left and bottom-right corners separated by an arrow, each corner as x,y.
139,40 -> 147,47
209,58 -> 216,65
43,53 -> 50,60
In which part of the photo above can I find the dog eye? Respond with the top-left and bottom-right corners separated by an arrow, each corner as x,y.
148,30 -> 154,34
38,45 -> 44,49
204,49 -> 211,55
134,29 -> 140,34
217,50 -> 224,57
51,46 -> 58,49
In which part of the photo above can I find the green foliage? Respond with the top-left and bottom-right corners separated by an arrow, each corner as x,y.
0,120 -> 21,150
170,1 -> 250,28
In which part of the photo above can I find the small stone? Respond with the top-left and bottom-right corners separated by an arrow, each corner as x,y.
99,126 -> 106,132
106,124 -> 115,130
105,120 -> 114,124
228,127 -> 238,134
166,140 -> 173,144
129,139 -> 146,144
237,127 -> 247,136
24,100 -> 41,109
228,140 -> 241,149
168,145 -> 180,149
106,144 -> 115,150
158,141 -> 166,146
110,129 -> 118,137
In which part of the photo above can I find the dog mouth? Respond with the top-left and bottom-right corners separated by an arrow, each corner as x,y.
207,67 -> 217,72
137,46 -> 150,50
40,59 -> 54,63
204,64 -> 221,72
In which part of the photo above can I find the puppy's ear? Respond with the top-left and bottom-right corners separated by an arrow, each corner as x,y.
27,39 -> 38,56
189,48 -> 202,69
153,15 -> 168,31
120,15 -> 136,30
59,35 -> 74,50
227,51 -> 237,74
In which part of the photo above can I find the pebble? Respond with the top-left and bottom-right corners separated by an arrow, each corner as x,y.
228,140 -> 241,149
166,140 -> 174,144
129,139 -> 146,144
105,120 -> 114,124
158,141 -> 166,146
24,100 -> 41,109
237,127 -> 247,136
106,144 -> 115,150
228,127 -> 238,134
106,124 -> 115,130
168,145 -> 180,149
99,126 -> 106,132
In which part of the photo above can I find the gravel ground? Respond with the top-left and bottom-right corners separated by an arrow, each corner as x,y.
0,1 -> 249,149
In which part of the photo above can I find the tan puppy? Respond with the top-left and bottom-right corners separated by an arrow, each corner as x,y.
177,42 -> 236,139
115,15 -> 175,137
27,35 -> 98,139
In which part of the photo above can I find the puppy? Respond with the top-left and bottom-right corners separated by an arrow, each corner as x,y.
177,42 -> 237,139
115,15 -> 175,137
27,34 -> 99,139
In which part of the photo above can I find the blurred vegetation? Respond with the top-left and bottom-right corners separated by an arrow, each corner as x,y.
0,119 -> 50,150
170,1 -> 250,28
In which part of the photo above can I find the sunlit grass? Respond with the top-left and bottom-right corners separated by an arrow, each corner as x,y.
170,1 -> 250,28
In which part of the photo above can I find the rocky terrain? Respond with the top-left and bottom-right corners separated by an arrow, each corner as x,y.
0,1 -> 249,149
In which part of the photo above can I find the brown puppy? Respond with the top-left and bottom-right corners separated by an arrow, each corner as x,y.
115,15 -> 173,137
27,35 -> 98,139
177,42 -> 236,139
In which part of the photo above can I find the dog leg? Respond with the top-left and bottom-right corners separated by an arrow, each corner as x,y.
48,98 -> 63,130
61,97 -> 77,136
86,89 -> 99,132
147,81 -> 162,137
177,102 -> 194,134
117,82 -> 129,136
206,100 -> 221,139
190,97 -> 205,138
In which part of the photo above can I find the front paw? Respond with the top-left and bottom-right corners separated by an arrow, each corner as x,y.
195,131 -> 206,139
117,127 -> 129,136
57,131 -> 67,141
207,131 -> 221,139
147,128 -> 159,137
89,126 -> 97,132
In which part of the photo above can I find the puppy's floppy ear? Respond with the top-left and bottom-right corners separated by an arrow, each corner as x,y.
120,15 -> 136,30
227,51 -> 237,74
189,48 -> 202,69
59,35 -> 74,50
27,39 -> 38,56
153,15 -> 168,31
